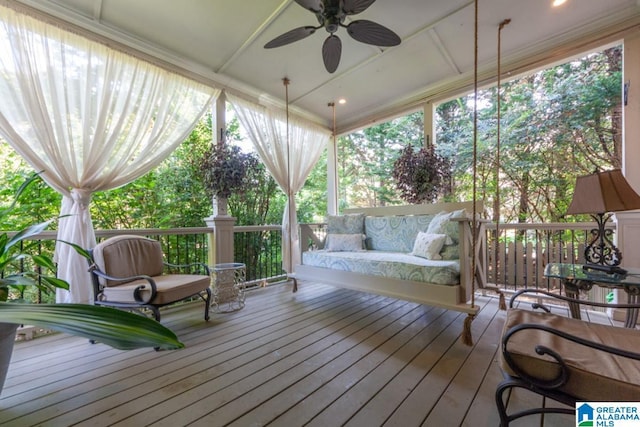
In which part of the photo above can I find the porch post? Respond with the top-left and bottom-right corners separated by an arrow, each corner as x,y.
612,32 -> 640,321
204,91 -> 236,265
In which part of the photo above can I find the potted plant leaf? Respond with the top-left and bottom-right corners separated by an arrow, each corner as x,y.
0,174 -> 184,396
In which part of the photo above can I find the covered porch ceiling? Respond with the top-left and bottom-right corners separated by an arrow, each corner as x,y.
15,0 -> 640,134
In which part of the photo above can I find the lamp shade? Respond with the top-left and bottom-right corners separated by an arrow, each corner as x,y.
566,169 -> 640,215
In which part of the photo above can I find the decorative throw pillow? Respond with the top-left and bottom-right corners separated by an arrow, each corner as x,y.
411,232 -> 447,260
440,209 -> 471,259
327,213 -> 365,235
426,211 -> 454,244
440,244 -> 460,260
325,233 -> 366,252
442,208 -> 469,243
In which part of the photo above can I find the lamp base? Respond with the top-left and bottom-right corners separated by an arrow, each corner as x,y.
584,212 -> 624,272
582,263 -> 627,276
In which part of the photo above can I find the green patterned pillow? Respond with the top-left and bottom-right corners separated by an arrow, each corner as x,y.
327,213 -> 365,234
440,209 -> 469,260
426,211 -> 454,244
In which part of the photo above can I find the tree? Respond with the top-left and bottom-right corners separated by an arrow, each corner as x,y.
434,45 -> 622,223
338,112 -> 424,207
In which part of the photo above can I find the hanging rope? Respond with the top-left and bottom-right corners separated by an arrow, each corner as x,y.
329,101 -> 339,214
492,19 -> 511,310
462,0 -> 480,347
283,77 -> 295,289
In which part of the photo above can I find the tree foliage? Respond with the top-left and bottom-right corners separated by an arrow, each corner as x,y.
436,46 -> 622,222
338,112 -> 424,207
0,45 -> 625,231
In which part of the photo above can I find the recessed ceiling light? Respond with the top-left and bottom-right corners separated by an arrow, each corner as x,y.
338,98 -> 347,104
552,0 -> 567,7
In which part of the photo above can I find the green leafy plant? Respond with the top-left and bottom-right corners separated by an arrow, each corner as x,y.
0,173 -> 183,350
392,143 -> 452,204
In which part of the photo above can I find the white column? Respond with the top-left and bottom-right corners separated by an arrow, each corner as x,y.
612,33 -> 640,321
618,33 -> 640,270
204,92 -> 236,265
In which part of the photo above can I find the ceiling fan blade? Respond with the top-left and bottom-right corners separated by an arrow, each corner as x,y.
342,0 -> 377,15
346,20 -> 401,47
322,35 -> 342,73
294,0 -> 322,13
264,26 -> 318,48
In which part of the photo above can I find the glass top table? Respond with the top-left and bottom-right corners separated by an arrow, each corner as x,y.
543,263 -> 640,328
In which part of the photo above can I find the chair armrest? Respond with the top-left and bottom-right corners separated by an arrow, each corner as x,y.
163,261 -> 210,275
88,267 -> 157,303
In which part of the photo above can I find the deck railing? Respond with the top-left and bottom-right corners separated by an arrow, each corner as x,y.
483,221 -> 613,305
7,221 -> 612,305
5,225 -> 288,304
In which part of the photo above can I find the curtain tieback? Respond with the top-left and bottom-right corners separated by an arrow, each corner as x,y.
70,188 -> 92,210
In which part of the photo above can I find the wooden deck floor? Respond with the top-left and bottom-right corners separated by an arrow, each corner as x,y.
0,281 -> 594,426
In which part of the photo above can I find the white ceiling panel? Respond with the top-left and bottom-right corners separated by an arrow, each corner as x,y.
14,0 -> 640,133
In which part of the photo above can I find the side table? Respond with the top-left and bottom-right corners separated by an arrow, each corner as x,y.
211,263 -> 246,313
544,263 -> 640,328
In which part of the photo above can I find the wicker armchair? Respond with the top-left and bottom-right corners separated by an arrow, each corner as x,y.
88,235 -> 212,322
496,288 -> 640,426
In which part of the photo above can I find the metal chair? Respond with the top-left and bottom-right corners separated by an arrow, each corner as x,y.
495,289 -> 640,426
88,235 -> 212,322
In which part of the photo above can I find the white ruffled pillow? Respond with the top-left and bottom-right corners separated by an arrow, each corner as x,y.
411,232 -> 447,260
325,233 -> 366,252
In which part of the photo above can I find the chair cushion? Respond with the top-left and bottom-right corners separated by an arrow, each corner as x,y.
99,274 -> 211,305
499,309 -> 640,401
92,235 -> 164,287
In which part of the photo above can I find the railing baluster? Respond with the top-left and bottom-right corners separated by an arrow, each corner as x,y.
6,221 -> 610,306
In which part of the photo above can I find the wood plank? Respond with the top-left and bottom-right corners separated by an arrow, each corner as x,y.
0,281 -> 618,427
380,297 -> 496,426
5,287 -> 382,426
148,298 -> 415,426
214,302 -> 433,427
343,309 -> 464,426
0,284 -> 346,410
423,303 -> 506,425
288,308 -> 460,427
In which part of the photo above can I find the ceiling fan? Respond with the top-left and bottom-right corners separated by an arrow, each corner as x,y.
264,0 -> 401,73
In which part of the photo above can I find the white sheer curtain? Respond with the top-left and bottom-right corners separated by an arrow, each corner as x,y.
228,94 -> 330,272
0,5 -> 219,303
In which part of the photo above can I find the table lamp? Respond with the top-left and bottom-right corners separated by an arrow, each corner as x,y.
566,169 -> 640,274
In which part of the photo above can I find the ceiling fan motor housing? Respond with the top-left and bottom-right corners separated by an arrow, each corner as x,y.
316,0 -> 345,33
